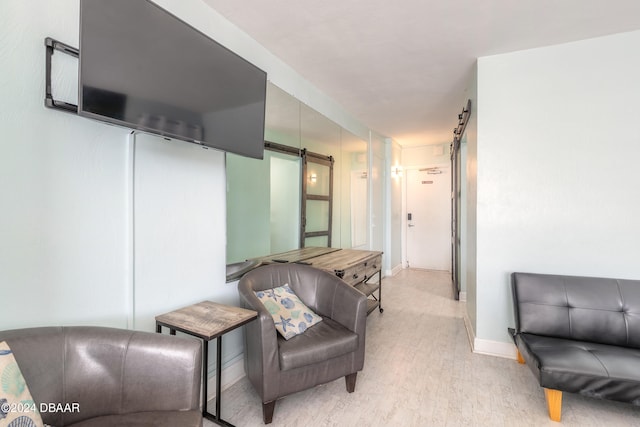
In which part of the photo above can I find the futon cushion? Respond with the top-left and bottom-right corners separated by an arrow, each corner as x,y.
512,272 -> 640,348
278,317 -> 358,371
0,341 -> 45,427
255,284 -> 322,340
517,333 -> 640,404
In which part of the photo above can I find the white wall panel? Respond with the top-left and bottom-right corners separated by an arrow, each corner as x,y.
0,0 -> 129,329
133,134 -> 227,332
476,30 -> 640,343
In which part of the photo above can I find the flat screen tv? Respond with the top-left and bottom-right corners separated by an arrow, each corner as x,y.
79,0 -> 266,159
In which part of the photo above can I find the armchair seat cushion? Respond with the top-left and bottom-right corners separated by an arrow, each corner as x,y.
278,317 -> 358,371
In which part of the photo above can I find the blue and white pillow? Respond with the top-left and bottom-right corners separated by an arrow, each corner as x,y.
255,284 -> 323,340
0,341 -> 44,427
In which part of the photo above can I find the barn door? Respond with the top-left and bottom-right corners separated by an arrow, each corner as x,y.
300,149 -> 334,248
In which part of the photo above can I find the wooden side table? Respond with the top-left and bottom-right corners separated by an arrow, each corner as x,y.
155,301 -> 257,427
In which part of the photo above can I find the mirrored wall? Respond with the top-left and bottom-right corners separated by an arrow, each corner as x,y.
226,83 -> 369,263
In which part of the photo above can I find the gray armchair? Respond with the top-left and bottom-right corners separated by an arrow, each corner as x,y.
0,326 -> 202,427
238,263 -> 368,424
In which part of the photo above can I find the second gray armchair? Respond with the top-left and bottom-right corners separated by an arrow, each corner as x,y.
238,263 -> 368,424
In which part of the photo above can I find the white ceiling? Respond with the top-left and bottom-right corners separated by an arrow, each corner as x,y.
202,0 -> 640,147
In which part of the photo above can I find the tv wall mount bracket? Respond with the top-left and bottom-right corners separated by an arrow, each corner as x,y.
45,37 -> 79,114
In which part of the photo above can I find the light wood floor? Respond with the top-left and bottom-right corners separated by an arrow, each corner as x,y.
206,269 -> 640,426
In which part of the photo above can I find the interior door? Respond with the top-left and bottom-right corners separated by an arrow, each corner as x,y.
452,142 -> 462,297
450,100 -> 471,299
406,167 -> 452,270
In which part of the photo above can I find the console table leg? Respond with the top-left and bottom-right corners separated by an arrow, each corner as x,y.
378,270 -> 383,313
202,340 -> 209,418
216,335 -> 223,420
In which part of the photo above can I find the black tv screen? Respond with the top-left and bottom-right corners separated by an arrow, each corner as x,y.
79,0 -> 266,159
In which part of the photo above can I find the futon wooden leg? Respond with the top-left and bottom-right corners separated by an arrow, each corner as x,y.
516,349 -> 525,364
544,388 -> 562,422
345,372 -> 357,393
262,400 -> 276,424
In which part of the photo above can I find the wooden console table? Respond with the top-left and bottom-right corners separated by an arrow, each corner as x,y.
155,301 -> 257,427
252,247 -> 384,315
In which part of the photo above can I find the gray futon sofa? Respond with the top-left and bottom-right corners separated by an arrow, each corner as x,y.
510,272 -> 640,421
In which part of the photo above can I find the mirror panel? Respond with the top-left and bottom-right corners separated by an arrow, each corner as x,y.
300,103 -> 341,153
300,103 -> 341,247
340,129 -> 369,249
305,200 -> 330,232
226,83 -> 301,264
264,84 -> 301,148
305,236 -> 329,247
226,153 -> 270,263
226,83 -> 369,264
270,153 -> 301,253
306,163 -> 331,196
304,236 -> 329,248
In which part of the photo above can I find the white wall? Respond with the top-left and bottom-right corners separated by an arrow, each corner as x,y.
401,143 -> 450,167
1,0 -> 130,329
475,30 -> 640,349
132,134 -> 227,332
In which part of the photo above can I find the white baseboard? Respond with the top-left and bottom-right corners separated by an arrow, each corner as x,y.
385,263 -> 403,277
473,338 -> 518,360
206,354 -> 246,400
462,311 -> 517,360
458,291 -> 467,302
462,309 -> 475,351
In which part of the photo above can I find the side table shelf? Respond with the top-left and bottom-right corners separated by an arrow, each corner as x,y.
355,275 -> 383,315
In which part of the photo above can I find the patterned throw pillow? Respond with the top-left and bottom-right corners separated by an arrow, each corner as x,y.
0,341 -> 44,427
255,284 -> 323,340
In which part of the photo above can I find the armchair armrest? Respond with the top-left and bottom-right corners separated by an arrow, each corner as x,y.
237,280 -> 282,397
313,273 -> 367,337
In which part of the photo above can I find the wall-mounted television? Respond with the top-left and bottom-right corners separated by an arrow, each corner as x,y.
79,0 -> 266,159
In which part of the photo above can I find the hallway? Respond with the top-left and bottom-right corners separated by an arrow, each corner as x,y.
207,269 -> 639,426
